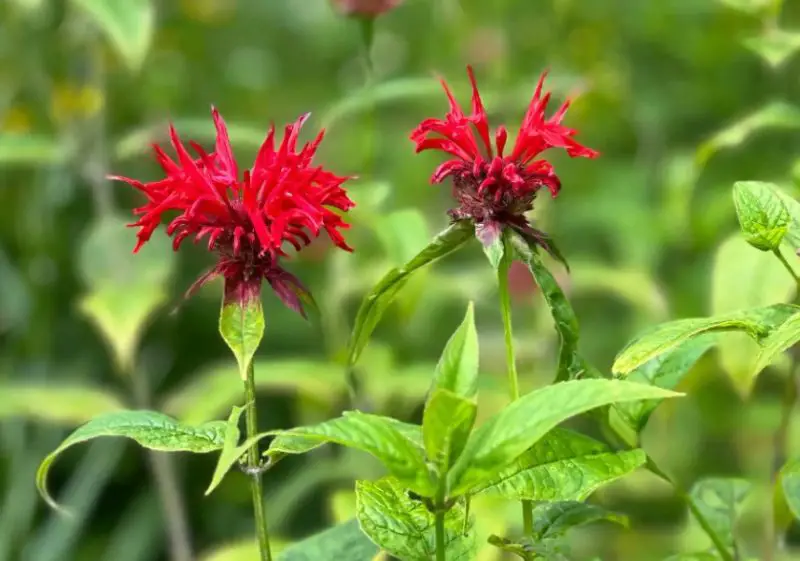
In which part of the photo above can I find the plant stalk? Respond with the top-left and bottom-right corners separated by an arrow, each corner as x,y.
434,506 -> 447,561
773,248 -> 800,290
244,362 -> 273,561
497,245 -> 534,535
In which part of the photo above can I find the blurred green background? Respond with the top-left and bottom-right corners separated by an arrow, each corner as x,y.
3,0 -> 800,559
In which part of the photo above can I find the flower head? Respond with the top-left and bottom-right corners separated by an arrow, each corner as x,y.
111,108 -> 355,316
410,66 -> 598,249
332,0 -> 403,17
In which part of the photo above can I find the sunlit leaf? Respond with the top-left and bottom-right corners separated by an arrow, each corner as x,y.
347,220 -> 474,367
0,133 -> 65,165
447,380 -> 680,496
422,389 -> 477,476
779,458 -> 800,521
773,186 -> 800,251
743,29 -> 800,68
219,296 -> 264,381
200,539 -> 288,561
470,428 -> 646,501
430,302 -> 479,401
276,519 -> 377,561
751,310 -> 800,380
37,410 -> 226,511
733,181 -> 790,251
71,0 -> 155,70
205,404 -> 248,496
530,501 -> 628,539
715,0 -> 773,13
356,477 -> 475,561
0,383 -> 124,425
689,478 -> 752,555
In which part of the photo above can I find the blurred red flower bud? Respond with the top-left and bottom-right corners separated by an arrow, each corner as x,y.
331,0 -> 403,17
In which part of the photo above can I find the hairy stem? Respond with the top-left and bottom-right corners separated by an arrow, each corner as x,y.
244,362 -> 273,561
497,246 -> 533,535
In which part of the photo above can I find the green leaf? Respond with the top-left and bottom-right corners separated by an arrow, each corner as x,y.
697,102 -> 800,166
773,186 -> 800,251
733,181 -> 790,251
530,501 -> 628,540
422,389 -> 477,477
662,554 -> 719,561
0,133 -> 66,165
71,0 -> 155,70
356,477 -> 475,561
80,284 -> 167,374
205,404 -> 249,496
447,379 -> 681,496
347,220 -> 474,367
0,383 -> 125,425
743,29 -> 800,68
779,459 -> 800,521
715,0 -> 773,14
689,478 -> 753,553
510,230 -> 590,382
276,519 -> 379,561
611,304 -> 798,375
752,310 -> 800,379
219,296 -> 265,381
476,222 -> 505,271
37,410 -> 226,511
469,428 -> 646,501
430,302 -> 479,401
266,412 -> 433,496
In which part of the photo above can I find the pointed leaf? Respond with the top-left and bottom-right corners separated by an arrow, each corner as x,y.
470,428 -> 646,501
71,0 -> 155,70
347,220 -> 474,367
0,383 -> 124,425
37,410 -> 226,511
266,412 -> 432,495
356,477 -> 475,561
430,302 -> 479,401
752,310 -> 800,380
530,501 -> 628,540
510,230 -> 590,382
276,518 -> 379,561
219,296 -> 265,380
773,187 -> 800,251
205,404 -> 249,495
733,181 -> 790,251
422,389 -> 477,477
612,304 -> 799,375
779,459 -> 800,521
689,478 -> 753,554
477,221 -> 505,271
743,29 -> 800,68
447,379 -> 681,496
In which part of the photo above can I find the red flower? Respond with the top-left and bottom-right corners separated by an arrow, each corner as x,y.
111,108 -> 355,316
331,0 -> 403,17
410,66 -> 598,249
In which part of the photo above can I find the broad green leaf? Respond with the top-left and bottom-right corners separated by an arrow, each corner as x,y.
611,335 -> 717,433
530,501 -> 628,539
205,405 -> 249,496
447,379 -> 681,495
780,459 -> 800,521
752,310 -> 800,379
689,478 -> 752,554
470,428 -> 646,501
743,29 -> 800,68
422,389 -> 477,476
37,410 -> 226,511
80,284 -> 167,374
430,302 -> 479,401
487,535 -> 568,561
773,187 -> 800,251
711,235 -> 796,394
0,133 -> 66,165
266,412 -> 432,496
715,0 -> 773,13
219,297 -> 265,381
510,231 -> 590,382
733,181 -> 790,251
697,102 -> 800,166
276,519 -> 378,561
612,304 -> 798,375
71,0 -> 155,70
356,477 -> 475,561
0,383 -> 124,425
347,220 -> 474,367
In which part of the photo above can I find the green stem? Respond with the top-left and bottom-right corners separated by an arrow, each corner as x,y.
434,508 -> 446,561
773,248 -> 800,290
244,362 -> 273,561
497,245 -> 533,534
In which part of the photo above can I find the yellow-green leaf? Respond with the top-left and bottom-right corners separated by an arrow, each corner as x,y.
219,297 -> 265,380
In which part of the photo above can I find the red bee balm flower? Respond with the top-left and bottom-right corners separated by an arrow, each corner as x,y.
111,108 -> 355,316
410,66 -> 598,249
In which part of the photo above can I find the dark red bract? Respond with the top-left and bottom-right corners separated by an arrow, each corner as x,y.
111,108 -> 355,316
332,0 -> 403,16
410,66 -> 598,247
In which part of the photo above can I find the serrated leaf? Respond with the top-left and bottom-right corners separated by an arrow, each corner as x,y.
743,29 -> 800,68
752,310 -> 800,380
612,304 -> 799,375
430,302 -> 479,401
37,410 -> 226,511
422,389 -> 477,477
276,518 -> 379,561
689,478 -> 753,554
779,459 -> 800,521
447,380 -> 681,496
530,501 -> 628,540
0,383 -> 125,425
733,181 -> 790,251
0,133 -> 66,165
266,412 -> 432,496
470,428 -> 646,501
71,0 -> 155,71
219,297 -> 264,381
205,404 -> 249,496
356,477 -> 475,561
510,230 -> 591,382
347,220 -> 474,367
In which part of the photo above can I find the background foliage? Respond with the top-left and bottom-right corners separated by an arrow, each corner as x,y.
2,0 -> 800,559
